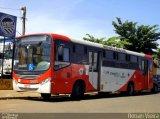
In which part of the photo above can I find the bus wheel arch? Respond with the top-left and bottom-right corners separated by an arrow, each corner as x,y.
127,81 -> 135,96
71,79 -> 86,99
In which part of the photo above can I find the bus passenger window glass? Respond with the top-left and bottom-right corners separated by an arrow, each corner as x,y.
126,54 -> 130,61
93,53 -> 98,71
105,50 -> 113,59
72,44 -> 75,53
139,59 -> 141,70
131,56 -> 137,63
113,52 -> 117,60
89,52 -> 92,65
103,50 -> 105,58
84,46 -> 87,54
56,46 -> 70,62
75,44 -> 84,54
63,48 -> 69,62
119,53 -> 125,61
88,52 -> 93,71
57,46 -> 63,61
117,53 -> 119,60
142,60 -> 144,71
54,46 -> 70,70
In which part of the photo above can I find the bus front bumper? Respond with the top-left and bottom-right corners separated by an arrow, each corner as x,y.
13,78 -> 51,94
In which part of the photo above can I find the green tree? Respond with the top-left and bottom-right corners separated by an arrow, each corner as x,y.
153,48 -> 160,59
83,34 -> 131,48
103,36 -> 131,48
112,17 -> 160,54
83,34 -> 105,44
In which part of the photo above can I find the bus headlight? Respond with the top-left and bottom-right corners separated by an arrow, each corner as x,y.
41,77 -> 51,85
13,78 -> 18,84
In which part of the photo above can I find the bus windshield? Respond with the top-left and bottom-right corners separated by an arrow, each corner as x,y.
14,35 -> 52,75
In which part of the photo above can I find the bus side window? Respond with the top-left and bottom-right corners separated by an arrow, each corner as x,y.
138,58 -> 141,70
57,46 -> 70,62
93,52 -> 98,71
141,60 -> 145,71
63,48 -> 70,62
126,54 -> 130,61
54,45 -> 70,70
57,46 -> 63,61
113,52 -> 116,60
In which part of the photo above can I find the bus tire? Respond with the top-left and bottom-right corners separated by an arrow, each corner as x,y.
71,81 -> 85,100
41,93 -> 51,100
152,84 -> 158,94
127,83 -> 134,96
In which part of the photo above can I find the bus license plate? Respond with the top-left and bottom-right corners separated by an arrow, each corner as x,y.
24,84 -> 31,88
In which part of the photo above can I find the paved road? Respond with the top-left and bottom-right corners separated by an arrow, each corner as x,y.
0,92 -> 160,113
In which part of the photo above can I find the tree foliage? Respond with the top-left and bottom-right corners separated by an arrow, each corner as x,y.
83,34 -> 130,48
153,48 -> 160,59
103,36 -> 132,48
112,17 -> 160,54
83,34 -> 105,44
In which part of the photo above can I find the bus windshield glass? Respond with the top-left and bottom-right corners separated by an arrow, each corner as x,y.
14,35 -> 52,74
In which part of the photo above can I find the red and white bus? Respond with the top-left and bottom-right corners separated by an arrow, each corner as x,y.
13,33 -> 153,99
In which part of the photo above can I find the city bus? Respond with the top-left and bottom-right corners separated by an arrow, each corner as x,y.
13,33 -> 153,99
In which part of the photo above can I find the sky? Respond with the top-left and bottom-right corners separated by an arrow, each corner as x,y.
0,0 -> 160,43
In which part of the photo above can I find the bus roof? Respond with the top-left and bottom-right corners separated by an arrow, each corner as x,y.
17,33 -> 152,59
70,38 -> 152,58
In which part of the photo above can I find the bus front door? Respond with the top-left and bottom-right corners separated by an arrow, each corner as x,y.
89,51 -> 99,90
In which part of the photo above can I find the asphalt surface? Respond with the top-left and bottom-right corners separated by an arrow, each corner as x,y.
0,91 -> 160,113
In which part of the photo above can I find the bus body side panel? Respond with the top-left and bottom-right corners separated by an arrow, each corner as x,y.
149,71 -> 153,90
51,64 -> 72,94
100,67 -> 135,92
51,64 -> 96,95
100,66 -> 153,92
117,70 -> 146,92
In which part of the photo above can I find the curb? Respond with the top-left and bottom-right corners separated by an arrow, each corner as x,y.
0,96 -> 40,100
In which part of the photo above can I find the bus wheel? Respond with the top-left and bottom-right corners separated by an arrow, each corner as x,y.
127,83 -> 134,96
41,93 -> 51,100
152,84 -> 158,94
71,81 -> 85,100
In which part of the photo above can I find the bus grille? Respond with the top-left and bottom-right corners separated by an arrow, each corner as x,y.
18,75 -> 39,80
